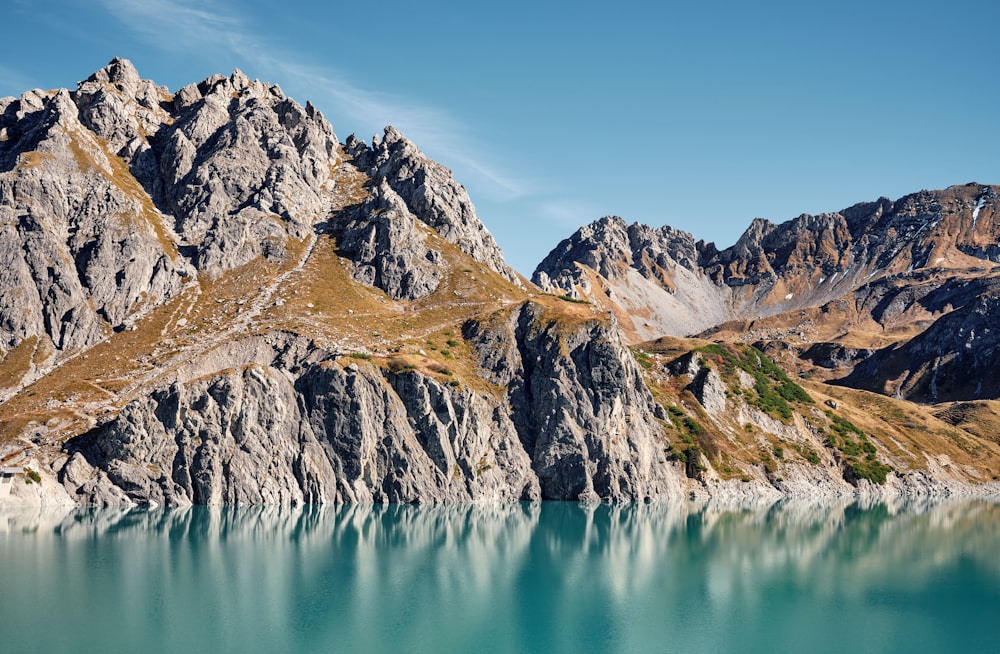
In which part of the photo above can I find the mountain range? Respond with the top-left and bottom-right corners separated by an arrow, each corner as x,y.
1,59 -> 998,507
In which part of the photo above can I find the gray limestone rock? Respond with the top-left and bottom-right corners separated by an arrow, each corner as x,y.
0,84 -> 191,364
147,69 -> 340,271
333,180 -> 442,299
0,57 -> 344,379
668,352 -> 728,415
464,302 -> 683,501
532,216 -> 732,338
5,59 -> 998,508
56,336 -> 541,506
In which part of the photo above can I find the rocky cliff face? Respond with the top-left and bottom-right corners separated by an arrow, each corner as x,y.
463,302 -> 680,500
332,180 -> 443,300
57,304 -> 685,506
1,59 -> 542,507
76,58 -> 340,271
0,57 -> 340,377
1,86 -> 191,366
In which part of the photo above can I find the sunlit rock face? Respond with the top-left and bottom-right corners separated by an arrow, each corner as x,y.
535,184 -> 1000,403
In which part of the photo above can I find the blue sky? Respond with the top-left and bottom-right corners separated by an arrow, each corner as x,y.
3,0 -> 998,275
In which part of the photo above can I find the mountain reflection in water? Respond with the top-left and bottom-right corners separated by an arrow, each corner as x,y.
2,499 -> 999,654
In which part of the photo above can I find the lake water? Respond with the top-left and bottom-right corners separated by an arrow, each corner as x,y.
2,499 -> 999,653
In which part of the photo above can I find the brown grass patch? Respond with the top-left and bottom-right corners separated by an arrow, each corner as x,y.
17,151 -> 56,169
809,381 -> 1000,477
935,401 -> 1000,444
0,336 -> 39,391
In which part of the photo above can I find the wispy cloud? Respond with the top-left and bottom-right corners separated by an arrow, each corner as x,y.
0,63 -> 37,98
97,0 -> 534,200
539,198 -> 605,228
100,0 -> 246,52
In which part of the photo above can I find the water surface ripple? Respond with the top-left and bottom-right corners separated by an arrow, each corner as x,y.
2,499 -> 999,653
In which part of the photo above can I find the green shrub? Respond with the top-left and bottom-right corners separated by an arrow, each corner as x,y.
694,344 -> 812,422
793,444 -> 822,465
388,359 -> 416,373
823,413 -> 892,484
682,416 -> 705,436
846,458 -> 893,484
631,348 -> 654,370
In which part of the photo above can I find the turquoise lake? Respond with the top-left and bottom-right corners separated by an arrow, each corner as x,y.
2,500 -> 999,653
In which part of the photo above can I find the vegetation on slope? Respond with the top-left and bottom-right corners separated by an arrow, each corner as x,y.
633,336 -> 1000,487
695,343 -> 812,421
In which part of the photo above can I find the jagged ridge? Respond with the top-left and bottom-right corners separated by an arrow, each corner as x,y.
534,183 -> 1000,403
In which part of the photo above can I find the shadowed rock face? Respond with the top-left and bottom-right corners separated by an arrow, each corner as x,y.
463,302 -> 680,501
838,292 -> 1000,403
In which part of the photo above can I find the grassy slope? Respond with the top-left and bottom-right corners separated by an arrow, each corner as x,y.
633,336 -> 1000,485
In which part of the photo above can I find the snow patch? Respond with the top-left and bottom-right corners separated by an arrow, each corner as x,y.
966,329 -> 976,350
972,194 -> 987,228
784,293 -> 793,300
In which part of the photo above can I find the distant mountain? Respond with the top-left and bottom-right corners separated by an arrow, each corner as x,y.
1,59 -> 998,507
534,184 -> 1000,403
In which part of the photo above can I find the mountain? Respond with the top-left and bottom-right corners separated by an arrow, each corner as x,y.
534,184 -> 1000,405
2,59 -> 999,507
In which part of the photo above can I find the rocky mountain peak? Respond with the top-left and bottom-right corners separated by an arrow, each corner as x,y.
533,215 -> 708,293
533,216 -> 728,340
0,58 -> 529,380
345,126 -> 521,286
536,182 -> 1000,381
84,57 -> 142,93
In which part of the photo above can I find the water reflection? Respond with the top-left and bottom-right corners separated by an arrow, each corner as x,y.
3,499 -> 999,653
